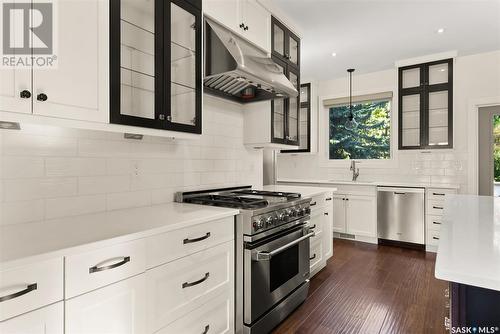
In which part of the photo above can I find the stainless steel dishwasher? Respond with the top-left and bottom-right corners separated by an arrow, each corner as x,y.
377,187 -> 425,246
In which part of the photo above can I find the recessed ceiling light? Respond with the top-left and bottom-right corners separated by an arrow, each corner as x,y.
436,28 -> 445,34
331,52 -> 337,57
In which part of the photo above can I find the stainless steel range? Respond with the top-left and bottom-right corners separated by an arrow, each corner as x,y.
175,186 -> 313,334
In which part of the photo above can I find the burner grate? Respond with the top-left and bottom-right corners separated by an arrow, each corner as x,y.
231,190 -> 301,200
184,195 -> 269,209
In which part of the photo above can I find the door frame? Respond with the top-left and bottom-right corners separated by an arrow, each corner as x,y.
467,96 -> 500,194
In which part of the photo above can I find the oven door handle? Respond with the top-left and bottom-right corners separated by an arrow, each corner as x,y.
253,231 -> 315,261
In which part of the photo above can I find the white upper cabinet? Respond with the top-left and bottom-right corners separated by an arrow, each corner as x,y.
32,0 -> 108,122
204,0 -> 271,53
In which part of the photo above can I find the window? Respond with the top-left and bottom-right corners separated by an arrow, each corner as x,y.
329,99 -> 391,160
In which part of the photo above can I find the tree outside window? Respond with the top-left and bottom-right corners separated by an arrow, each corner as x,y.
329,100 -> 391,160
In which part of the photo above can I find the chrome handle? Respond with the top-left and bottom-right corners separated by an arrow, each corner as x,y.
0,283 -> 37,303
202,325 -> 210,334
309,253 -> 316,261
433,206 -> 444,210
325,197 -> 332,201
89,256 -> 130,273
184,232 -> 211,244
182,272 -> 209,288
310,201 -> 317,206
254,231 -> 315,261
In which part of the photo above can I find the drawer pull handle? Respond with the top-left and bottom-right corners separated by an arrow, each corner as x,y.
324,212 -> 329,216
309,224 -> 316,230
309,253 -> 316,261
202,325 -> 210,334
433,193 -> 445,196
433,221 -> 441,225
326,198 -> 332,201
182,272 -> 210,289
394,192 -> 406,195
433,236 -> 440,240
184,232 -> 211,244
0,283 -> 37,303
89,256 -> 130,274
310,201 -> 317,206
433,206 -> 444,210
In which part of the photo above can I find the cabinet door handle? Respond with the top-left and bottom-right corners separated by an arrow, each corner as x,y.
36,93 -> 48,102
0,283 -> 37,303
183,232 -> 211,244
310,201 -> 317,206
325,197 -> 332,201
244,25 -> 249,31
309,254 -> 316,261
433,206 -> 444,210
89,256 -> 130,274
433,192 -> 446,196
202,325 -> 210,334
324,212 -> 329,216
309,224 -> 316,230
20,90 -> 31,99
182,272 -> 209,288
433,221 -> 441,225
239,23 -> 245,29
433,236 -> 440,240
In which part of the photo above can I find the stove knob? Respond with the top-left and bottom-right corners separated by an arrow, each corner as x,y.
290,208 -> 298,217
285,209 -> 292,217
266,216 -> 274,226
278,212 -> 285,221
305,207 -> 311,215
297,208 -> 304,217
253,218 -> 265,230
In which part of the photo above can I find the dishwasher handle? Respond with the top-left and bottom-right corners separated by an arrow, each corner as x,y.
377,187 -> 424,194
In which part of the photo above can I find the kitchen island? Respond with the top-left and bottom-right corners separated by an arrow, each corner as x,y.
435,195 -> 500,329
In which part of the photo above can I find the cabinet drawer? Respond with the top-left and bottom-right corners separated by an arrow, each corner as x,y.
147,217 -> 234,268
427,188 -> 456,201
65,239 -> 146,299
0,301 -> 63,334
309,239 -> 323,274
156,292 -> 232,334
309,211 -> 324,242
427,230 -> 441,247
428,200 -> 446,216
310,192 -> 330,210
146,241 -> 233,332
427,215 -> 443,232
0,258 -> 63,322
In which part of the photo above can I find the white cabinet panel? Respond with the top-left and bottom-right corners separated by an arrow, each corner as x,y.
203,0 -> 240,31
33,0 -> 109,122
323,207 -> 333,260
0,302 -> 63,334
346,195 -> 377,237
240,0 -> 270,53
309,238 -> 323,276
332,195 -> 346,233
146,241 -> 233,332
65,274 -> 146,334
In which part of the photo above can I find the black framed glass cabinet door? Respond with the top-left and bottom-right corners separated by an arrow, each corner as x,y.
286,66 -> 300,146
110,0 -> 202,134
271,58 -> 287,144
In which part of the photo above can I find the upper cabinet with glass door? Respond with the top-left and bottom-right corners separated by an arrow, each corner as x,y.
271,17 -> 300,69
110,0 -> 202,134
398,58 -> 453,149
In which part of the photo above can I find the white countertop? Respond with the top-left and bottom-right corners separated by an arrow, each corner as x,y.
263,184 -> 337,198
277,178 -> 460,190
435,195 -> 500,291
0,203 -> 238,268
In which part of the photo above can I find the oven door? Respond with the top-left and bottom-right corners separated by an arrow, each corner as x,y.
243,222 -> 313,324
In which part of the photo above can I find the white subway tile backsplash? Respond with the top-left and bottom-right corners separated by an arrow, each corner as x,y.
45,195 -> 106,219
78,138 -> 131,157
1,200 -> 45,225
78,175 -> 130,195
2,157 -> 45,178
46,157 -> 106,177
3,177 -> 78,201
106,190 -> 152,211
2,133 -> 78,156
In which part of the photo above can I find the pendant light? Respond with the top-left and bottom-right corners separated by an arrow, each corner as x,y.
345,68 -> 358,130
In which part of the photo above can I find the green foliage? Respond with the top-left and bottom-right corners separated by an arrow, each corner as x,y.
329,101 -> 391,160
494,115 -> 500,182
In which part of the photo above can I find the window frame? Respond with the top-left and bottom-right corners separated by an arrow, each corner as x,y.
318,89 -> 398,169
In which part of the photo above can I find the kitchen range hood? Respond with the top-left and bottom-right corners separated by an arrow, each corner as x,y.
204,19 -> 298,103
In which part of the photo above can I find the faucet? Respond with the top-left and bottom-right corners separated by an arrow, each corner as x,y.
350,160 -> 360,181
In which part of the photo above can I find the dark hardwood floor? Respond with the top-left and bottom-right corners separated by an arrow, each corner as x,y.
272,239 -> 448,334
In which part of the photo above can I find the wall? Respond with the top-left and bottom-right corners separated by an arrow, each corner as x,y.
0,96 -> 263,226
277,50 -> 500,193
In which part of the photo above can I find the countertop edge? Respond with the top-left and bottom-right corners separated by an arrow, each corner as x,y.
276,178 -> 461,190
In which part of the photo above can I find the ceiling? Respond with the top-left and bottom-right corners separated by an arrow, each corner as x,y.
272,0 -> 500,81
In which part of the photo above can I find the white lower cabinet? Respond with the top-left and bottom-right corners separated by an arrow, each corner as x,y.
332,195 -> 347,233
332,193 -> 377,240
0,302 -> 63,334
156,291 -> 233,334
308,191 -> 334,277
146,241 -> 234,333
65,274 -> 146,334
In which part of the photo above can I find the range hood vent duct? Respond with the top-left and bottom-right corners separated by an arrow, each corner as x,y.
204,19 -> 298,103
